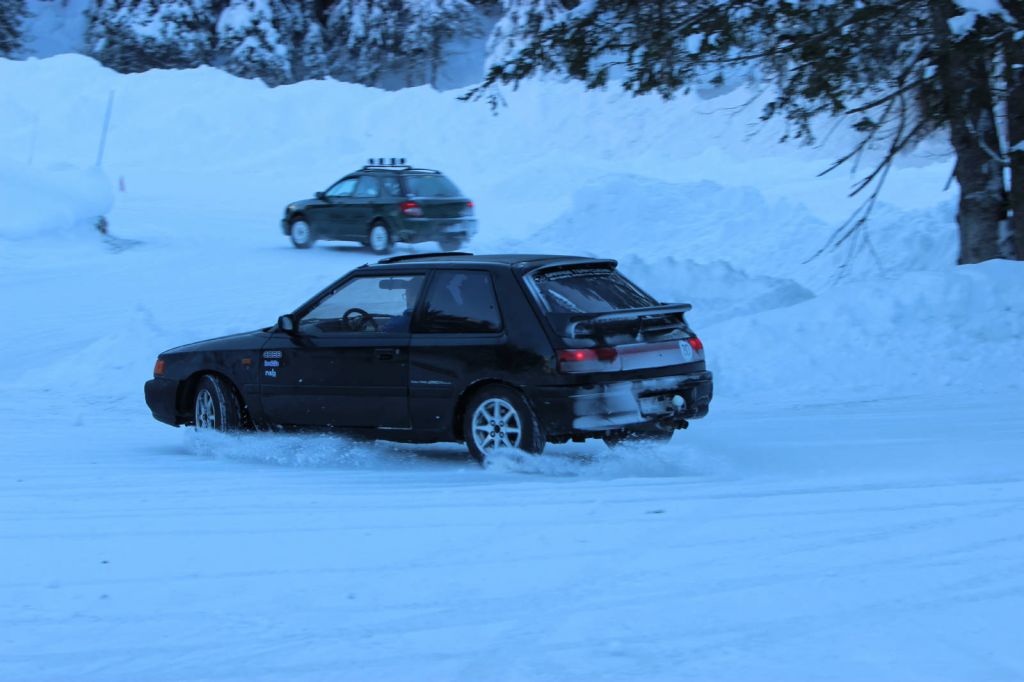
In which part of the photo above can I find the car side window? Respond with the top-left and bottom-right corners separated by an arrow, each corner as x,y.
415,271 -> 502,333
300,275 -> 425,334
326,177 -> 358,197
381,176 -> 402,196
354,176 -> 381,198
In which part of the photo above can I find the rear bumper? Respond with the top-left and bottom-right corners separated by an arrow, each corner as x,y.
397,217 -> 478,243
528,371 -> 713,436
145,377 -> 180,426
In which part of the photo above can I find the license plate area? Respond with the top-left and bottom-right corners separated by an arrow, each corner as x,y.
638,393 -> 683,417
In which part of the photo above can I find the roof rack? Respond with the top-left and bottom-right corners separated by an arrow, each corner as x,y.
363,157 -> 411,170
368,157 -> 406,166
377,251 -> 473,264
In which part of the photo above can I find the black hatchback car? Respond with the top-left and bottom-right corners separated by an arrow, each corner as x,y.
282,160 -> 477,253
145,253 -> 713,462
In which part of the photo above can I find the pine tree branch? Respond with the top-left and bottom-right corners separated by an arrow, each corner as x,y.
846,78 -> 926,115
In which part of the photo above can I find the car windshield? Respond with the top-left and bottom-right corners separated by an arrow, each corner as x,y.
404,174 -> 461,198
301,275 -> 425,333
531,267 -> 657,314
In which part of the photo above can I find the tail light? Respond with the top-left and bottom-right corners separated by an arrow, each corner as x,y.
400,201 -> 423,217
687,336 -> 703,353
462,201 -> 474,216
153,358 -> 166,376
557,347 -> 621,373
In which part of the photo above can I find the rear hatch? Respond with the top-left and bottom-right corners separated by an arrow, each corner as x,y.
401,173 -> 472,219
527,263 -> 705,377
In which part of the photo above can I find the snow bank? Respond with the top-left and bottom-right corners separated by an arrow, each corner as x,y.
0,55 -> 1010,413
618,254 -> 814,327
523,175 -> 958,289
703,259 -> 1024,403
0,54 -> 954,251
0,161 -> 113,240
520,175 -> 824,279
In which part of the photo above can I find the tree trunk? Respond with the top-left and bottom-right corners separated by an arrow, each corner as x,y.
1006,21 -> 1024,259
930,1 -> 1006,264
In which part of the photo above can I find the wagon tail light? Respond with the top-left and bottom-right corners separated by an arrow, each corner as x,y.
557,347 -> 621,373
153,358 -> 166,376
400,201 -> 423,217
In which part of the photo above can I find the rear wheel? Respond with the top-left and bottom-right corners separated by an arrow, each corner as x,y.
193,375 -> 243,432
463,385 -> 544,464
289,218 -> 316,249
438,235 -> 465,251
367,221 -> 392,254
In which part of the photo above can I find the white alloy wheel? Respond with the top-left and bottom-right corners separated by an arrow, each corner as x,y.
471,398 -> 523,453
369,224 -> 391,253
194,388 -> 217,430
291,220 -> 313,248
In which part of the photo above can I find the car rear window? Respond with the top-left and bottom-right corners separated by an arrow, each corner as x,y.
404,174 -> 461,198
531,267 -> 657,314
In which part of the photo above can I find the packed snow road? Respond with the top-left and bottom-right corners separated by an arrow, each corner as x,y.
3,389 -> 1023,681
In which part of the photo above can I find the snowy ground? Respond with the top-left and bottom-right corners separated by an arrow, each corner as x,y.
1,56 -> 1023,680
4,392 -> 1024,681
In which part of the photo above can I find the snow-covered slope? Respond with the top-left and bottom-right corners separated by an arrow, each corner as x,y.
1,56 -> 1022,682
0,160 -> 112,240
704,260 -> 1024,401
1,53 -> 1020,403
524,175 -> 959,289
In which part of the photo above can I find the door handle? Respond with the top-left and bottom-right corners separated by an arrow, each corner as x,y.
375,348 -> 400,361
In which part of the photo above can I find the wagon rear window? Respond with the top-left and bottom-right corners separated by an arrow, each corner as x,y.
404,174 -> 461,197
531,268 -> 656,314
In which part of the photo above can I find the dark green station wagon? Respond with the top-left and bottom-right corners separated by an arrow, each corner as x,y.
282,159 -> 477,253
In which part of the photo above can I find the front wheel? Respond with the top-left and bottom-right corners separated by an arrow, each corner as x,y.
463,385 -> 545,464
367,222 -> 392,254
289,218 -> 316,249
193,375 -> 244,432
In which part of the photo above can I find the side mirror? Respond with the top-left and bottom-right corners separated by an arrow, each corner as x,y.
315,191 -> 327,200
278,314 -> 297,334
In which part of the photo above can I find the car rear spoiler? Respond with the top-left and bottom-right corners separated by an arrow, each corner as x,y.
557,304 -> 693,339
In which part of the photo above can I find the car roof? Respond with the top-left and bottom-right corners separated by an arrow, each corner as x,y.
365,253 -> 617,273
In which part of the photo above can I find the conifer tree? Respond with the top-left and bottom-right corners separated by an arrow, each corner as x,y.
215,0 -> 293,84
216,0 -> 334,84
472,0 -> 1024,264
325,0 -> 402,86
486,0 -> 570,67
405,0 -> 477,86
991,3 -> 1024,257
87,0 -> 215,71
0,0 -> 30,57
326,0 -> 477,87
298,17 -> 330,80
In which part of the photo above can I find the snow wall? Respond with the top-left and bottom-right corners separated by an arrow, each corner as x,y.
0,54 -> 1021,405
